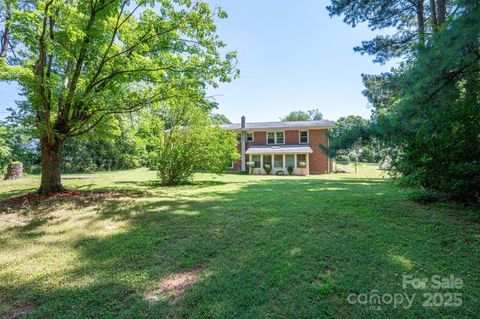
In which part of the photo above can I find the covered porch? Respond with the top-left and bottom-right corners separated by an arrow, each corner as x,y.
246,145 -> 313,175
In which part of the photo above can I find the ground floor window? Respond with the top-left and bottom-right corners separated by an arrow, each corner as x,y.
274,154 -> 283,168
229,161 -> 234,169
252,155 -> 261,168
297,154 -> 307,168
285,154 -> 295,169
263,154 -> 272,168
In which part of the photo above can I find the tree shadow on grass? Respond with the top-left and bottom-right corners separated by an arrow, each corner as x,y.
1,177 -> 479,318
114,179 -> 229,189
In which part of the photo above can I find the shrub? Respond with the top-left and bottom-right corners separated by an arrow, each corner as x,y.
335,155 -> 350,165
287,166 -> 294,175
264,164 -> 272,175
153,119 -> 239,185
246,161 -> 255,174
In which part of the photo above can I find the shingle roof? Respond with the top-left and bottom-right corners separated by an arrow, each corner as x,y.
218,120 -> 335,131
246,145 -> 313,154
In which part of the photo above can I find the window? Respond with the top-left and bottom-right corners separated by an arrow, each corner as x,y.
236,133 -> 241,142
263,154 -> 272,168
247,132 -> 254,142
285,154 -> 295,169
252,155 -> 261,168
229,161 -> 234,169
276,132 -> 284,144
267,131 -> 285,144
274,154 -> 283,168
297,154 -> 307,168
267,132 -> 275,144
299,131 -> 308,144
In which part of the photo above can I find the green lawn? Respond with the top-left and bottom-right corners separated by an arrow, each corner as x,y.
0,165 -> 479,318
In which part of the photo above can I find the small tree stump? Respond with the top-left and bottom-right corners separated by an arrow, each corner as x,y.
4,162 -> 23,180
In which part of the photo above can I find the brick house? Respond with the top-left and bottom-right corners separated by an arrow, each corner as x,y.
220,116 -> 335,175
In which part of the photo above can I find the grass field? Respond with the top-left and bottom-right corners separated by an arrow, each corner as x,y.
0,164 -> 479,318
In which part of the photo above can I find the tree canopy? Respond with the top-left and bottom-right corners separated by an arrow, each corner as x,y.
0,0 -> 238,193
209,113 -> 231,124
331,0 -> 480,202
281,109 -> 323,122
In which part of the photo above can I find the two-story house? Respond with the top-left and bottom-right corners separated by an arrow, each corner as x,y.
220,116 -> 335,175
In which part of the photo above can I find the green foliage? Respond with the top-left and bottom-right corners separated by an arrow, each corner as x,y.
152,102 -> 238,185
209,113 -> 231,124
331,0 -> 478,202
0,124 -> 12,171
0,0 -> 238,191
62,133 -> 142,173
287,166 -> 294,175
263,164 -> 272,174
1,167 -> 479,318
335,155 -> 350,165
371,2 -> 480,202
327,115 -> 380,163
281,109 -> 323,121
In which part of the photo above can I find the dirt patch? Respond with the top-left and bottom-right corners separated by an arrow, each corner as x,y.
144,269 -> 201,305
0,190 -> 130,210
323,268 -> 333,276
0,190 -> 86,206
3,304 -> 35,319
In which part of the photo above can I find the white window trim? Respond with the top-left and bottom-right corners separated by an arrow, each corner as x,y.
246,132 -> 254,142
229,161 -> 234,169
267,131 -> 285,145
273,154 -> 284,168
299,130 -> 309,144
296,153 -> 307,168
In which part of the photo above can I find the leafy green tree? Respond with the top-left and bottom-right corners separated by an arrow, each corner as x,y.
0,0 -> 238,194
281,109 -> 323,121
152,101 -> 238,185
326,115 -> 379,164
0,123 -> 11,171
209,113 -> 231,124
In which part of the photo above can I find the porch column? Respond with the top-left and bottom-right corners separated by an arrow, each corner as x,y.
240,116 -> 246,172
306,153 -> 310,176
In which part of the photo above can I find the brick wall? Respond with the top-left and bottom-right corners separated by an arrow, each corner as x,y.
232,129 -> 331,173
308,129 -> 330,174
285,130 -> 298,144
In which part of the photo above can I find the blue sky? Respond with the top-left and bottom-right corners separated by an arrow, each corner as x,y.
0,0 -> 396,122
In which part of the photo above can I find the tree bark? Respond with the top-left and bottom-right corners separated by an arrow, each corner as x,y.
436,0 -> 446,25
0,2 -> 12,58
429,0 -> 438,30
416,0 -> 426,46
38,137 -> 65,194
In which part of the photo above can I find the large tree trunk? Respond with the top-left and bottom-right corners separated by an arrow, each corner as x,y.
429,0 -> 438,30
416,0 -> 426,46
436,0 -> 446,25
39,137 -> 65,194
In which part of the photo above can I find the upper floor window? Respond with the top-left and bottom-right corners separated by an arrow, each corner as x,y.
299,130 -> 308,144
267,131 -> 285,144
247,132 -> 254,142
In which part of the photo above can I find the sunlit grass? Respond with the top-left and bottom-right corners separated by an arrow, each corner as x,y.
0,164 -> 478,318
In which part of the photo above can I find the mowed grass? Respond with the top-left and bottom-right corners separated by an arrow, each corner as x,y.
0,164 -> 479,318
